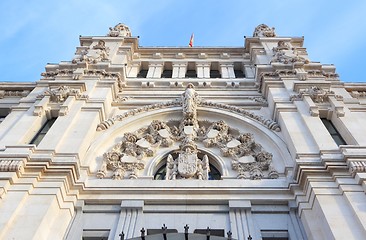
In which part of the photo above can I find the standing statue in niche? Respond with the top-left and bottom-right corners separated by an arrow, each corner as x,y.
182,83 -> 198,118
180,83 -> 199,132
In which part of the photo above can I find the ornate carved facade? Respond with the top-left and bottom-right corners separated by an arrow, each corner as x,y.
1,23 -> 366,240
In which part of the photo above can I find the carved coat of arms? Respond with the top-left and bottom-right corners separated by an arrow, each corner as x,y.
177,149 -> 198,178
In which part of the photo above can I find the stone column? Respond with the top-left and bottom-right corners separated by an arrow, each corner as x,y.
146,62 -> 163,78
220,63 -> 234,78
196,62 -> 210,78
127,62 -> 141,78
172,62 -> 187,78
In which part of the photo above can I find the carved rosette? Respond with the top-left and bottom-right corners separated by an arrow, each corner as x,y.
0,159 -> 25,174
253,24 -> 276,37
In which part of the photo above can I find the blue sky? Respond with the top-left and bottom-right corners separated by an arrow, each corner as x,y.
1,0 -> 366,83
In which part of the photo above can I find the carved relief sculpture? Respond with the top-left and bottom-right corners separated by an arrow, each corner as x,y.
98,84 -> 279,180
271,41 -> 309,65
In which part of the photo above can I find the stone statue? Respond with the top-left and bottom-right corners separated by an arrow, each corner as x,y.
182,83 -> 198,118
253,24 -> 276,37
108,23 -> 132,37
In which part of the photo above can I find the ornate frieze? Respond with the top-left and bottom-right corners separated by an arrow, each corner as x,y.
107,23 -> 131,37
37,86 -> 88,102
253,24 -> 276,37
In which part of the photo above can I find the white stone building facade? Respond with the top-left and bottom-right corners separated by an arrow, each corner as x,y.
1,23 -> 366,240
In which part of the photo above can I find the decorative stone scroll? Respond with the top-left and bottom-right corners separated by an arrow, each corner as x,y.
0,159 -> 24,174
37,86 -> 88,102
108,23 -> 131,37
253,24 -> 276,37
98,85 -> 279,180
349,161 -> 366,176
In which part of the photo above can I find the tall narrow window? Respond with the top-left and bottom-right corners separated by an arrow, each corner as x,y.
30,118 -> 57,145
321,118 -> 346,145
0,108 -> 10,124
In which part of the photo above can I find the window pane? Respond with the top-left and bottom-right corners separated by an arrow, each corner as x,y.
30,118 -> 56,145
185,70 -> 197,78
234,69 -> 245,78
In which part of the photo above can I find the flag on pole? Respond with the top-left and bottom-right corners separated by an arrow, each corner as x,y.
189,33 -> 194,47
